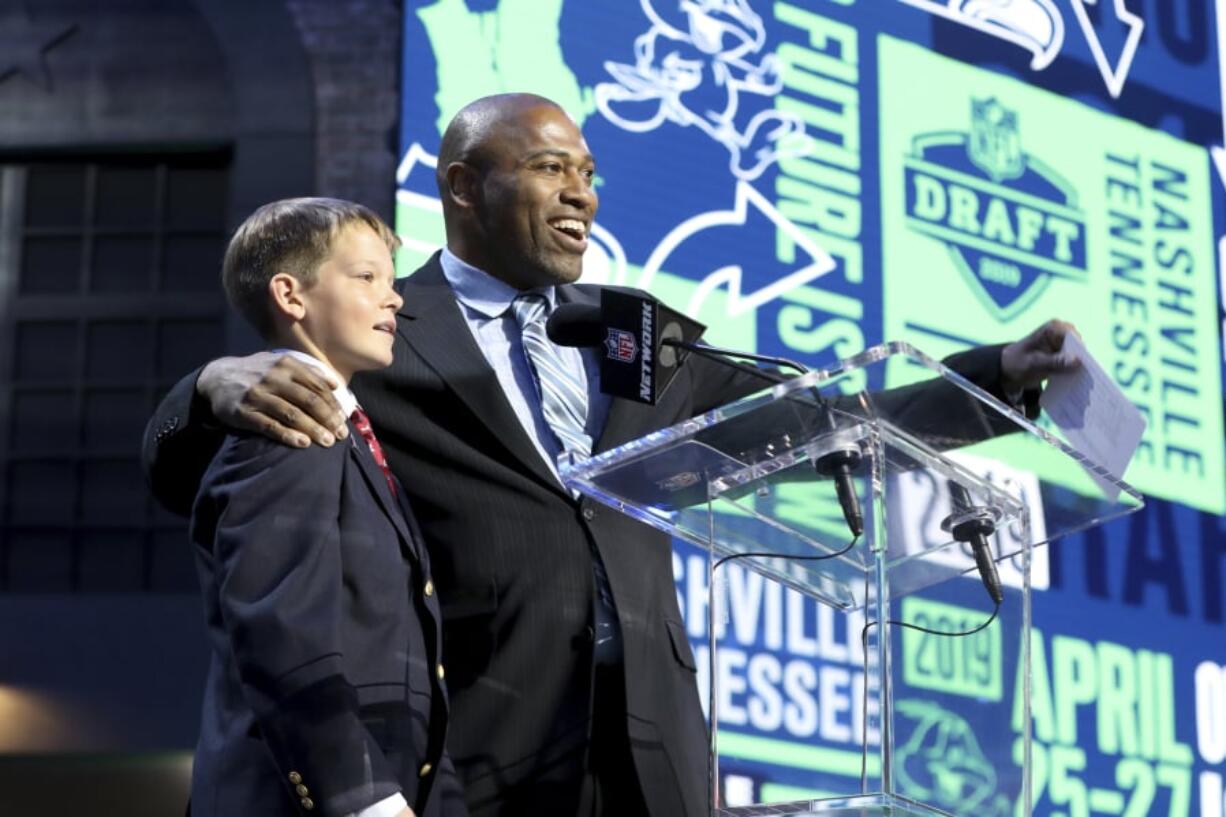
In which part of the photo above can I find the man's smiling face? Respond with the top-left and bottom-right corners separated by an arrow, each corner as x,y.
475,104 -> 598,290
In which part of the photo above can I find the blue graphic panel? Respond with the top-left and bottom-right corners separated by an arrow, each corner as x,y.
397,2 -> 1226,814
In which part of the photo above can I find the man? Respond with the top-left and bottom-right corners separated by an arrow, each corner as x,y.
144,94 -> 1078,817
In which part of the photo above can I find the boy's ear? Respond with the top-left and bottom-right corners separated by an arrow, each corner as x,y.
268,272 -> 307,321
445,162 -> 480,209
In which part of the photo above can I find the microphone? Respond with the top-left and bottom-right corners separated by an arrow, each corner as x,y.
546,291 -> 705,404
547,293 -> 863,538
660,338 -> 863,538
812,407 -> 864,537
546,303 -> 603,347
945,481 -> 1004,605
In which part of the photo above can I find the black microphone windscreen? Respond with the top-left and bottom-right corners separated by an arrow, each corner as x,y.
546,303 -> 605,348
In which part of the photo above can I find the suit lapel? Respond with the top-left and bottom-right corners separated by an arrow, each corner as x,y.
392,482 -> 430,554
347,431 -> 420,561
396,255 -> 569,497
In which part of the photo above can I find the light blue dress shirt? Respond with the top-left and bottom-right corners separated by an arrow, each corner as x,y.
439,248 -> 611,482
439,248 -> 621,663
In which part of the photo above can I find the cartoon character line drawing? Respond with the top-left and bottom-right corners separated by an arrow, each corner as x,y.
595,0 -> 811,181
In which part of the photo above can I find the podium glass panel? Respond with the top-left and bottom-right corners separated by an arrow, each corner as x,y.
565,343 -> 1139,609
560,343 -> 1143,817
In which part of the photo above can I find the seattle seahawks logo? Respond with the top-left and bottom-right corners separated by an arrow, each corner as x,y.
904,97 -> 1087,319
899,0 -> 1064,71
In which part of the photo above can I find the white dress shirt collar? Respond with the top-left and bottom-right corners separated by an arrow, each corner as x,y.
272,349 -> 359,417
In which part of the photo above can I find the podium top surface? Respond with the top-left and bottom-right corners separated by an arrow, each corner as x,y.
561,342 -> 1143,609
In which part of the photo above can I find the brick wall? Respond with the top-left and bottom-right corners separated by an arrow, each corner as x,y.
285,0 -> 402,222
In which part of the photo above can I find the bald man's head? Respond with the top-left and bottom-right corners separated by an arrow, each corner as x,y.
435,94 -> 598,290
435,93 -> 562,192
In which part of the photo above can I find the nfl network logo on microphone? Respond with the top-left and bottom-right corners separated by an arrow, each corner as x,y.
604,328 -> 637,363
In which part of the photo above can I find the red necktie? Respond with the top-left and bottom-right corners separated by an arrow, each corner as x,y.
351,408 -> 397,497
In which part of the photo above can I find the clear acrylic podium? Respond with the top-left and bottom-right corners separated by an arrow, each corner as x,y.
560,342 -> 1143,817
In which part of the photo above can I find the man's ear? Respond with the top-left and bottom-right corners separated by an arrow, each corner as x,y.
445,161 -> 481,210
269,272 -> 307,321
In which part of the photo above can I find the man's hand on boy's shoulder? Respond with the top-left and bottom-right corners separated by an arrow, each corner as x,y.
197,352 -> 350,449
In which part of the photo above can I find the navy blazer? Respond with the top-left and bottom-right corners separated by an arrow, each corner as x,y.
188,420 -> 464,817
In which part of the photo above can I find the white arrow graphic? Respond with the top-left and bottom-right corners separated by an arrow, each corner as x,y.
636,181 -> 837,318
395,141 -> 437,184
394,143 -> 445,257
1212,0 -> 1226,193
1070,0 -> 1144,99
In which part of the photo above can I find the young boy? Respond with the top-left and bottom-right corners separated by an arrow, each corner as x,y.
189,198 -> 462,817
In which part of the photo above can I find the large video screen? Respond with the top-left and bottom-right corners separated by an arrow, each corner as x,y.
397,3 -> 1226,814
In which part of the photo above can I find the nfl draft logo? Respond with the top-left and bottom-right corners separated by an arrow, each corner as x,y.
904,98 -> 1088,319
968,99 -> 1024,183
605,328 -> 638,363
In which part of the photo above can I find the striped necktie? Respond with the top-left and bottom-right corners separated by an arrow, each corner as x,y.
511,293 -> 592,459
512,293 -> 621,662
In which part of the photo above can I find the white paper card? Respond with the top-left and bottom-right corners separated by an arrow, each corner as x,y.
1038,333 -> 1146,501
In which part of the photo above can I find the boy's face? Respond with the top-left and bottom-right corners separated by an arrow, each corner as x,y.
299,223 -> 402,379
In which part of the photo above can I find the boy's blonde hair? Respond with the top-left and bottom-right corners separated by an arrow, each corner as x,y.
222,197 -> 400,337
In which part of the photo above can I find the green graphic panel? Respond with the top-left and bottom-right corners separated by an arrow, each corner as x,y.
415,0 -> 592,136
902,597 -> 1002,701
719,731 -> 879,779
878,36 -> 1224,514
759,783 -> 839,802
394,195 -> 443,276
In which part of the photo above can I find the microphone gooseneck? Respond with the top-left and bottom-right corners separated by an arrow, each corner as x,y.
946,481 -> 1004,605
811,412 -> 864,537
547,302 -> 865,539
661,338 -> 865,539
